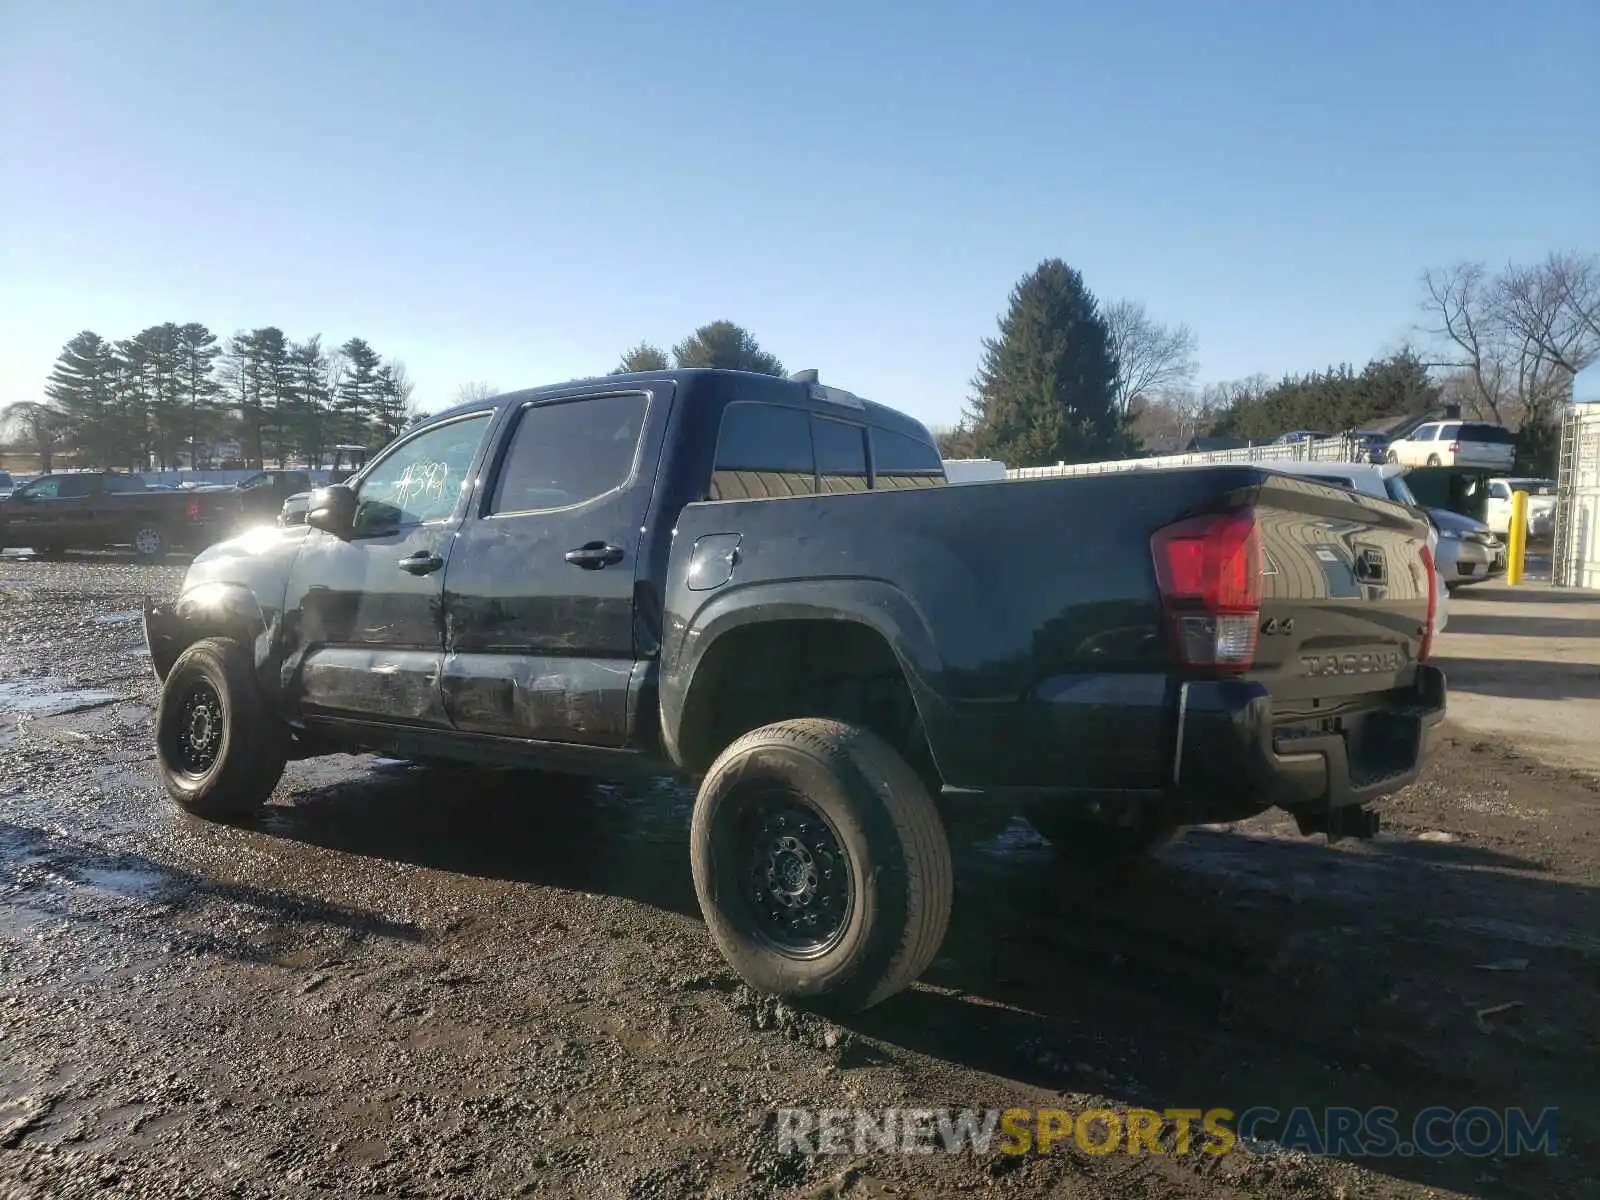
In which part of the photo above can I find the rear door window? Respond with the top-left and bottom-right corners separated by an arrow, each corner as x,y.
711,403 -> 815,499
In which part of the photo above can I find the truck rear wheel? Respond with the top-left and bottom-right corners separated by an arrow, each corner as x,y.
131,524 -> 167,559
690,718 -> 953,1012
155,637 -> 285,820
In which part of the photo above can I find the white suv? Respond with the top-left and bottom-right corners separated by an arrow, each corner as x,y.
1385,421 -> 1516,470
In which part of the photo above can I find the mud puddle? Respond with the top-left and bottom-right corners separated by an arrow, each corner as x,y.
0,679 -> 121,718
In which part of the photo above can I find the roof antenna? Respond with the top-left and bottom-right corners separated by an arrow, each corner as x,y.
789,369 -> 820,384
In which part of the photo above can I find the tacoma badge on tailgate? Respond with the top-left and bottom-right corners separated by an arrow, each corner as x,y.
1300,649 -> 1405,677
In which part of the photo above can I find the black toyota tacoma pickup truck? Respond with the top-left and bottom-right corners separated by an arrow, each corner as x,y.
144,368 -> 1446,1010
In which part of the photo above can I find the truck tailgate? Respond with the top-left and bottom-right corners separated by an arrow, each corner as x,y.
1247,473 -> 1434,708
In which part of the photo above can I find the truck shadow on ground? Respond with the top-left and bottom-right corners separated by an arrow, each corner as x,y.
1442,612 -> 1600,638
259,762 -> 703,919
1463,587 -> 1596,606
0,818 -> 422,965
851,826 -> 1597,1199
253,760 -> 1596,1198
1433,656 -> 1600,701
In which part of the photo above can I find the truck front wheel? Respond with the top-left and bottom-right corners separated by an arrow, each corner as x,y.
690,718 -> 953,1012
155,637 -> 286,820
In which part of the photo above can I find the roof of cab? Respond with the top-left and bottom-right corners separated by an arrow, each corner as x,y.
422,368 -> 936,444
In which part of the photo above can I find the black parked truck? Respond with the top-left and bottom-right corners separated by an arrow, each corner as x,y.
0,471 -> 245,558
143,369 -> 1446,1010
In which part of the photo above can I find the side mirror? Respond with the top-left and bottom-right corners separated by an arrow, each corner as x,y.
306,485 -> 357,537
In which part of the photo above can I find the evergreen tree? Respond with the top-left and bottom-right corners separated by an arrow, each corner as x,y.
287,336 -> 334,466
176,323 -> 221,467
117,324 -> 187,468
371,359 -> 414,440
612,342 -> 670,374
1208,351 -> 1442,439
963,259 -> 1123,466
44,331 -> 120,467
672,321 -> 784,375
335,337 -> 383,446
223,330 -> 264,467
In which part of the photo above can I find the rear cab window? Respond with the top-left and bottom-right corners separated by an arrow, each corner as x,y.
1460,423 -> 1516,444
711,403 -> 815,500
709,402 -> 945,500
871,428 -> 945,489
813,417 -> 868,493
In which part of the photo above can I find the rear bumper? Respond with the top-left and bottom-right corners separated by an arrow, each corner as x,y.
1176,664 -> 1447,819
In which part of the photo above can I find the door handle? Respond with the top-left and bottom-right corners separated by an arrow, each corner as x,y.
564,542 -> 625,569
397,550 -> 444,575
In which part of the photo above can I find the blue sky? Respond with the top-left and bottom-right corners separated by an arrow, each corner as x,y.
1,0 -> 1595,429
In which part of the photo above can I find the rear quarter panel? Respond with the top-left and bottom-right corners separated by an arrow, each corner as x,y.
660,468 -> 1277,790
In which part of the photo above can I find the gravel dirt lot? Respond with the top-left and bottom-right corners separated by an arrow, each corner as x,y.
1,554 -> 1597,1199
1434,581 -> 1600,778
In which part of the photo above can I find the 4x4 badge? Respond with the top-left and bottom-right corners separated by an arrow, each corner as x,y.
1262,617 -> 1295,635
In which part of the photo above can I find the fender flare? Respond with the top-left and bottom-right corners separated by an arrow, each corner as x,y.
658,577 -> 947,772
144,581 -> 275,700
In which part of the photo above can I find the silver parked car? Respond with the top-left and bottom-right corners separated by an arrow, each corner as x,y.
1427,506 -> 1506,591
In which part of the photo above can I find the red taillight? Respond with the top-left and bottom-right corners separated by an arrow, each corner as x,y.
1447,443 -> 1459,453
1151,509 -> 1262,669
185,496 -> 201,521
1419,543 -> 1437,663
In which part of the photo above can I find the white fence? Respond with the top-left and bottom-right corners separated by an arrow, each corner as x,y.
1004,433 -> 1376,481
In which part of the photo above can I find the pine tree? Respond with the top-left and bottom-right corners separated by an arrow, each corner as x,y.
964,259 -> 1123,466
176,323 -> 221,467
287,337 -> 334,466
672,322 -> 784,375
117,324 -> 187,468
371,360 -> 414,441
612,342 -> 670,374
44,331 -> 120,467
335,337 -> 382,446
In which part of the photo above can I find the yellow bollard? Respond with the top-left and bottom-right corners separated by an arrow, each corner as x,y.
1506,490 -> 1528,586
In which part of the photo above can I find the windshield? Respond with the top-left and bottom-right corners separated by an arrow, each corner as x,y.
1385,474 -> 1419,507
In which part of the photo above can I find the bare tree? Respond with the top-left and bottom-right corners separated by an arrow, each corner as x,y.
1129,385 -> 1233,453
1104,299 -> 1198,415
453,380 -> 498,405
1497,251 -> 1600,377
0,401 -> 64,472
1422,255 -> 1598,432
1421,262 -> 1511,422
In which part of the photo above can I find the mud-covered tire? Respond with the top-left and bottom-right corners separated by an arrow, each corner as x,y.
690,718 -> 953,1012
1028,809 -> 1179,874
155,636 -> 285,820
130,524 -> 167,560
